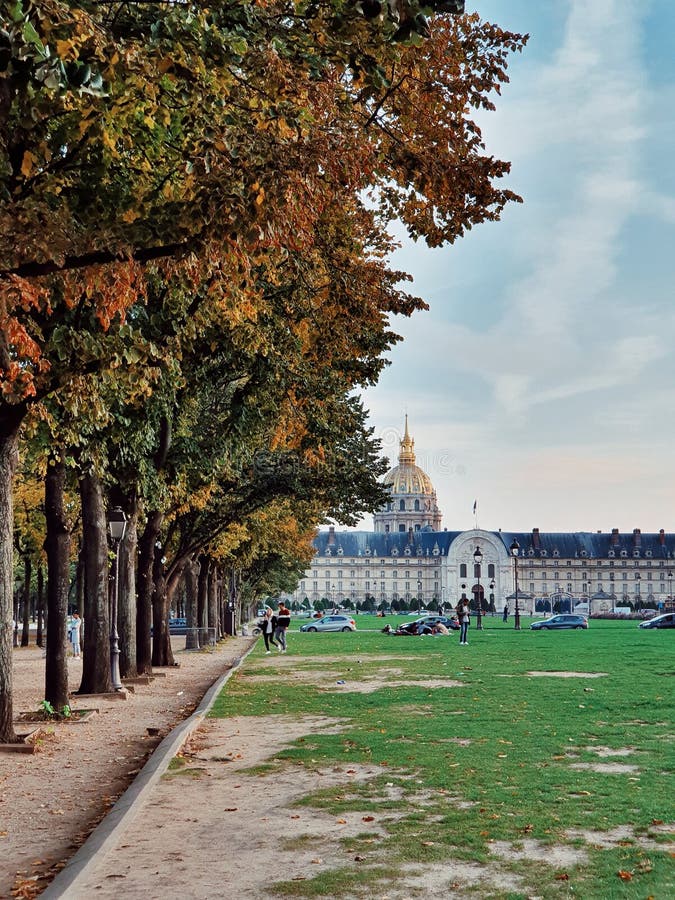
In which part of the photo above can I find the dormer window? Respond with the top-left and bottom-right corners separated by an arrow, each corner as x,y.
325,549 -> 332,556
580,550 -> 588,558
608,550 -> 615,558
528,549 -> 535,557
404,547 -> 410,556
553,549 -> 560,558
620,550 -> 627,558
633,550 -> 640,558
541,550 -> 548,557
392,548 -> 399,556
645,550 -> 653,558
337,548 -> 343,556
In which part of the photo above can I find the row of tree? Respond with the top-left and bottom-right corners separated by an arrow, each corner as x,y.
0,1 -> 527,741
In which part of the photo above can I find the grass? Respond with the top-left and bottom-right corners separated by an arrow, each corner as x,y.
210,616 -> 674,898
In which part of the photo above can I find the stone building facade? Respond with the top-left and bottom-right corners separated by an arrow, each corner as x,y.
285,422 -> 675,614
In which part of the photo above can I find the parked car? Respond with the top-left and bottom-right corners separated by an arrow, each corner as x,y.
300,615 -> 356,633
638,613 -> 675,629
169,617 -> 188,635
531,614 -> 588,630
414,615 -> 460,631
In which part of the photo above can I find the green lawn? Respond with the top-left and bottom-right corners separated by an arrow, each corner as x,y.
211,617 -> 674,898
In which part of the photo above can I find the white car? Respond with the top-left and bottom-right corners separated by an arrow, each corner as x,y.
300,615 -> 356,633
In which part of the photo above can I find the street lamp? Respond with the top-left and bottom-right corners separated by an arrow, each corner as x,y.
635,573 -> 641,612
331,583 -> 335,611
473,546 -> 483,631
668,570 -> 673,606
417,580 -> 422,615
489,580 -> 495,615
107,506 -> 127,691
509,539 -> 521,630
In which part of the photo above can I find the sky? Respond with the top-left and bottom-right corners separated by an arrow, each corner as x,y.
357,0 -> 675,535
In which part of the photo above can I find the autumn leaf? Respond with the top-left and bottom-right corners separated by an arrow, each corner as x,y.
617,870 -> 633,881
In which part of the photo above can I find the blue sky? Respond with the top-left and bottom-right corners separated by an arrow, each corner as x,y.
359,0 -> 675,534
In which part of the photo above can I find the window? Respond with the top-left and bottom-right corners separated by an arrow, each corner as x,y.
414,499 -> 420,511
399,500 -> 405,511
460,563 -> 467,578
488,564 -> 495,578
398,524 -> 405,532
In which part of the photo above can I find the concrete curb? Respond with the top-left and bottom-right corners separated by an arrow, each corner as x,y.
42,641 -> 257,898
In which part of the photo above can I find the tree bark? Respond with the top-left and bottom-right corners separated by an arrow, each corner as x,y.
197,556 -> 210,649
44,455 -> 70,710
184,558 -> 199,650
36,564 -> 44,648
118,502 -> 138,678
208,564 -> 218,644
151,548 -> 174,667
21,556 -> 31,646
137,509 -> 162,674
0,418 -> 21,743
78,472 -> 112,695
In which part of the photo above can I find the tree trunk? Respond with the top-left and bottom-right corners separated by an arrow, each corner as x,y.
151,550 -> 174,667
118,503 -> 138,678
208,564 -> 218,644
0,418 -> 21,743
76,538 -> 85,617
44,455 -> 71,710
197,556 -> 210,649
21,556 -> 31,646
36,564 -> 44,648
136,509 -> 161,674
184,558 -> 199,650
78,472 -> 112,695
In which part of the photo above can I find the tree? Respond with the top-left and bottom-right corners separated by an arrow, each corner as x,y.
0,0 -> 526,740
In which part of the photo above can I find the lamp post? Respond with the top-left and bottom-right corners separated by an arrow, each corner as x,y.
635,573 -> 641,613
489,580 -> 495,615
331,583 -> 335,612
473,546 -> 483,631
107,507 -> 127,691
417,580 -> 422,615
510,539 -> 521,630
668,570 -> 673,607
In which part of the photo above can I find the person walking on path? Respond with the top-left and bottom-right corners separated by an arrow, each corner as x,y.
458,599 -> 470,645
274,604 -> 291,652
69,612 -> 82,658
260,608 -> 278,654
502,604 -> 509,623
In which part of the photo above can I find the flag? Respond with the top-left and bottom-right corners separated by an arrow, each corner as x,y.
472,500 -> 477,514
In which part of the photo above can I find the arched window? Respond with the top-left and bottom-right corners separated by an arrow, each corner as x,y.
399,500 -> 405,511
414,499 -> 420,511
488,563 -> 495,578
459,563 -> 467,578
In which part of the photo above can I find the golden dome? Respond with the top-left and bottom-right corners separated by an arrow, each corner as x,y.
382,417 -> 436,497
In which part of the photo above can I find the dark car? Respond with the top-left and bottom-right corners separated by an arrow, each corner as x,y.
169,617 -> 188,635
415,615 -> 460,631
639,612 -> 675,629
531,614 -> 588,630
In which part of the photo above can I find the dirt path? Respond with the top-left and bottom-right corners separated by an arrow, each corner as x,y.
0,637 -> 253,898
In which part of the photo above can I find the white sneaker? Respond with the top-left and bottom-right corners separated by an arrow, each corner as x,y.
265,650 -> 271,655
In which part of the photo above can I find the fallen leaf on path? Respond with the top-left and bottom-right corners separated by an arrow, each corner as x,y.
555,873 -> 569,881
617,871 -> 633,881
362,816 -> 375,822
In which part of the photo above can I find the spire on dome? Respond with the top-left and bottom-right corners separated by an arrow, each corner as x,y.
399,415 -> 416,464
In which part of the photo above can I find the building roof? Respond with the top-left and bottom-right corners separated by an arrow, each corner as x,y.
314,527 -> 675,560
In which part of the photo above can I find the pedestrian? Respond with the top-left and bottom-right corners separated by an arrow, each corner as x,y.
70,612 -> 82,658
458,599 -> 470,645
260,607 -> 278,654
502,604 -> 509,623
274,604 -> 291,652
